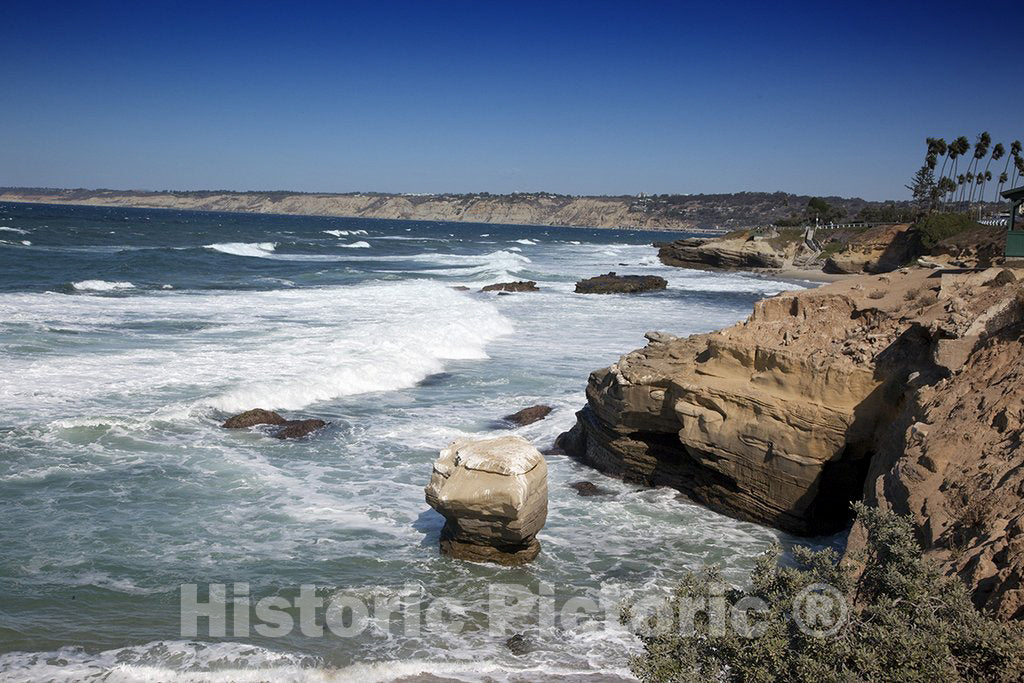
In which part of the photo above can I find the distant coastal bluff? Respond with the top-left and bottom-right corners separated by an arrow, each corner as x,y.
0,188 -> 897,232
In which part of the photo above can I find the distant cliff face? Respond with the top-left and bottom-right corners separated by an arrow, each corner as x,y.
0,188 -> 891,231
558,266 -> 1024,616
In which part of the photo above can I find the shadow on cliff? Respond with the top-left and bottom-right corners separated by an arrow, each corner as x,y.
790,318 -> 939,533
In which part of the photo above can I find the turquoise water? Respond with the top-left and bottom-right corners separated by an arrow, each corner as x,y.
0,202 -> 808,681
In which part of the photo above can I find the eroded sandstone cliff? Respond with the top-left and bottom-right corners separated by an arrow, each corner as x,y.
559,267 -> 1024,577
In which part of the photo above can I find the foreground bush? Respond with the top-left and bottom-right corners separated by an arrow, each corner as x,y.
627,504 -> 1024,682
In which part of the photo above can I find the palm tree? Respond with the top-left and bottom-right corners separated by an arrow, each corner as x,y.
948,136 -> 970,204
1005,141 -> 1022,183
938,176 -> 957,202
943,138 -> 961,204
961,132 -> 990,204
934,138 -> 949,179
983,143 -> 1004,202
996,171 -> 1009,202
1009,144 -> 1024,190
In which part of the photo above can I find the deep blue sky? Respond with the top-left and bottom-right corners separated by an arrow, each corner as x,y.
2,1 -> 1022,200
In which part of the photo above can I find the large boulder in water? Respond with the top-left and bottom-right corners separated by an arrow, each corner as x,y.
222,409 -> 287,429
502,404 -> 552,426
574,272 -> 667,294
425,436 -> 548,565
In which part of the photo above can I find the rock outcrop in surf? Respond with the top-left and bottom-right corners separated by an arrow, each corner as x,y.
222,409 -> 327,439
574,272 -> 667,294
480,281 -> 539,293
425,436 -> 548,565
501,405 -> 552,427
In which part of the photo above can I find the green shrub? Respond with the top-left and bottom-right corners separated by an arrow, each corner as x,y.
626,504 -> 1024,682
768,228 -> 805,250
914,213 -> 983,251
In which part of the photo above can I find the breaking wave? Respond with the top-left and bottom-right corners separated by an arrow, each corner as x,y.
204,242 -> 278,258
71,280 -> 136,291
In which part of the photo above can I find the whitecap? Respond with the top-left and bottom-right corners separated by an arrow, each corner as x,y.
323,229 -> 368,237
338,240 -> 370,249
0,280 -> 514,417
0,226 -> 28,234
71,280 -> 135,292
204,242 -> 277,258
514,238 -> 537,245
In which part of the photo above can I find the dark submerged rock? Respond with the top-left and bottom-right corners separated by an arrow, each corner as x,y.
222,409 -> 287,429
568,480 -> 613,497
503,405 -> 553,426
480,280 -> 539,293
273,419 -> 328,439
222,409 -> 327,440
505,633 -> 531,655
574,272 -> 667,294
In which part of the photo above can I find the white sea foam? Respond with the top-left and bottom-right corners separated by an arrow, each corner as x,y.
514,238 -> 537,245
338,240 -> 371,248
204,242 -> 277,258
323,229 -> 368,237
0,280 -> 513,418
21,240 -> 31,246
0,640 -> 634,682
0,226 -> 28,234
71,280 -> 136,291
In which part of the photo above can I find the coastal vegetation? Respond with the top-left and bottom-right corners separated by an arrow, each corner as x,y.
908,133 -> 1023,212
628,505 -> 1024,683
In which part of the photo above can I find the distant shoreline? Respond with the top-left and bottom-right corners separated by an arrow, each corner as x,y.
0,196 -> 719,235
0,187 -> 900,234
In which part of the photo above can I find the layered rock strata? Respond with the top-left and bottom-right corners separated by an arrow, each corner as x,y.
559,268 -> 1024,540
656,235 -> 796,270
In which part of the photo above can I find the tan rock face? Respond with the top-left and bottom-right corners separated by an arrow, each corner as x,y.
823,223 -> 915,274
562,266 -> 1024,616
849,272 -> 1024,619
657,235 -> 795,270
560,268 -> 1024,538
425,436 -> 548,565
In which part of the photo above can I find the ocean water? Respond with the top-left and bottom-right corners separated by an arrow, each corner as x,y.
0,202 -> 812,681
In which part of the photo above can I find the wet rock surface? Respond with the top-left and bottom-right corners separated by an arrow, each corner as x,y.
568,481 -> 613,497
222,409 -> 327,439
222,409 -> 287,429
505,634 -> 531,655
574,272 -> 667,294
273,419 -> 328,439
502,404 -> 553,426
480,280 -> 539,293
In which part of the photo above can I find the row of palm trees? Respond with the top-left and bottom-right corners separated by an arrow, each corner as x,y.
922,133 -> 1024,209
